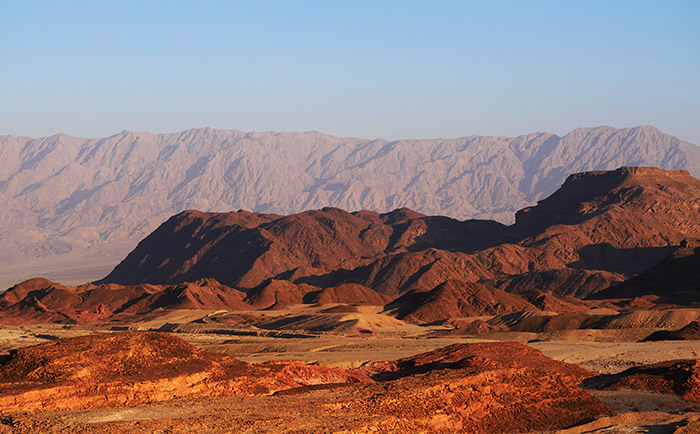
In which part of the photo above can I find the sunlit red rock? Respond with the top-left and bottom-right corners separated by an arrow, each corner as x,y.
0,334 -> 609,433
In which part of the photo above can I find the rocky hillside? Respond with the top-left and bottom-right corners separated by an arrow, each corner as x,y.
0,333 -> 608,432
590,237 -> 700,304
103,167 -> 700,301
5,166 -> 700,325
1,125 -> 698,288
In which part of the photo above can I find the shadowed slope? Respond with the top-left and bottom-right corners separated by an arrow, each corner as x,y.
387,280 -> 537,323
591,238 -> 700,303
642,320 -> 700,342
0,277 -> 249,324
102,207 -> 505,288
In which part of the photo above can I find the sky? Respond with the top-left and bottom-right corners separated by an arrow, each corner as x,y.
1,1 -> 699,144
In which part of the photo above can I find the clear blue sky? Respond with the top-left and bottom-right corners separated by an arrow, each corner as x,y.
1,1 -> 699,143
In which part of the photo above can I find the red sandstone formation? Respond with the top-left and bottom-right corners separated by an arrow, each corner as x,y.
586,359 -> 700,403
0,332 -> 369,413
0,278 -> 249,324
0,333 -> 609,433
387,279 -> 537,323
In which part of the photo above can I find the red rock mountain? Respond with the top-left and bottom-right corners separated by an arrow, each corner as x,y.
0,277 -> 249,324
102,167 -> 700,301
6,166 -> 700,324
2,125 -> 699,289
102,207 -> 505,289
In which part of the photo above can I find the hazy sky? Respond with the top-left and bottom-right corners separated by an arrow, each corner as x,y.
2,1 -> 699,143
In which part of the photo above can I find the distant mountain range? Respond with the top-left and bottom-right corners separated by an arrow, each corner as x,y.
5,166 -> 700,325
1,125 -> 698,288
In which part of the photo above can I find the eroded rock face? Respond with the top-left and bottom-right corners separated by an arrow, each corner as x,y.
0,332 -> 369,413
643,321 -> 700,342
0,333 -> 609,433
585,359 -> 700,403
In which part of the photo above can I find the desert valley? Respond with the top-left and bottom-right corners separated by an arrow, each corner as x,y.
3,1 -> 698,431
3,128 -> 700,433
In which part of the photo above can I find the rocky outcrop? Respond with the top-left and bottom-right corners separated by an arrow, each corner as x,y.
244,280 -> 317,309
0,332 -> 370,413
387,279 -> 537,323
642,321 -> 700,342
352,342 -> 610,433
0,278 -> 249,324
0,334 -> 609,433
585,359 -> 700,403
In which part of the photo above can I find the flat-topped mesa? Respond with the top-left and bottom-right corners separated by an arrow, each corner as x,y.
514,166 -> 700,229
573,166 -> 690,177
565,166 -> 695,188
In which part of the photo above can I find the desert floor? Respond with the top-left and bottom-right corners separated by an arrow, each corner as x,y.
2,308 -> 700,433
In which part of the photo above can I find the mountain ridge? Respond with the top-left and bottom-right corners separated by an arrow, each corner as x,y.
1,125 -> 699,288
5,166 -> 700,323
101,166 -> 700,305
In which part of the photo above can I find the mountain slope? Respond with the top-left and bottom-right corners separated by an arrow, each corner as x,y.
7,166 -> 700,323
103,167 -> 700,304
102,207 -> 504,288
1,125 -> 699,288
590,238 -> 700,304
0,277 -> 250,324
387,279 -> 537,323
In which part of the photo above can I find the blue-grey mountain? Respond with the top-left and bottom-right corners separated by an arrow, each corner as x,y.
0,125 -> 697,287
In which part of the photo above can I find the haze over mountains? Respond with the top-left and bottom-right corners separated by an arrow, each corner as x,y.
1,125 -> 698,288
6,166 -> 700,327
